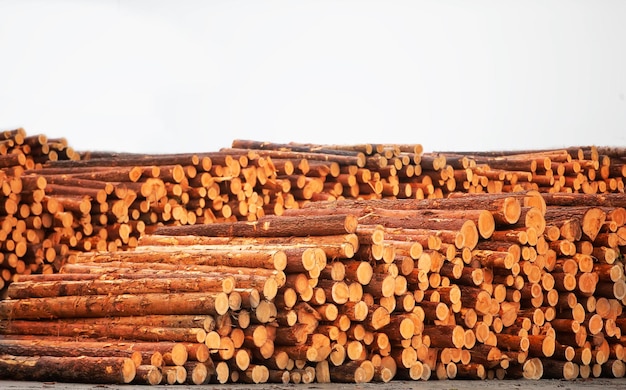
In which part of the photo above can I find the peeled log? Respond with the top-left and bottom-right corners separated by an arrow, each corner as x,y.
6,277 -> 243,299
59,261 -> 280,281
0,291 -> 229,319
138,232 -> 359,251
68,248 -> 288,272
0,354 -> 136,384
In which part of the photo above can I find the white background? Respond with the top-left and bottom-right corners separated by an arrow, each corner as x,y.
1,0 -> 625,154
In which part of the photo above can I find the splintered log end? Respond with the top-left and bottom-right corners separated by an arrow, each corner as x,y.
369,306 -> 391,331
344,214 -> 358,233
522,357 -> 543,380
524,190 -> 546,215
119,357 -> 137,383
524,207 -> 546,235
583,207 -> 607,242
133,365 -> 163,385
272,251 -> 287,271
460,220 -> 479,249
186,361 -> 209,385
503,196 -> 522,224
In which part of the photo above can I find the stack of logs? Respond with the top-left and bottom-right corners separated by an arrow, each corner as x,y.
2,129 -> 626,289
1,129 -> 80,290
1,127 -> 626,384
1,190 -> 626,384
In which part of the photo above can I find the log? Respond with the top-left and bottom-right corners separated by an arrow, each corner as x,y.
0,337 -> 190,366
0,337 -> 143,365
542,192 -> 626,208
154,214 -> 358,237
0,291 -> 230,319
601,359 -> 626,378
541,359 -> 579,380
132,364 -> 163,385
294,204 -> 495,240
544,206 -> 607,242
161,365 -> 186,384
185,361 -> 211,385
323,193 -> 522,226
68,247 -> 288,271
422,325 -> 465,349
329,360 -> 370,383
0,319 -> 207,343
59,261 -> 281,281
358,215 -> 479,249
7,277 -> 244,299
0,354 -> 135,384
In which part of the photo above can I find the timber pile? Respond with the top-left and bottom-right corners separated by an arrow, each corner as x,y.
2,191 -> 626,384
1,129 -> 79,290
2,128 -> 626,287
1,128 -> 626,384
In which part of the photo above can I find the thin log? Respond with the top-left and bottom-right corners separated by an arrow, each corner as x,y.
154,214 -> 358,237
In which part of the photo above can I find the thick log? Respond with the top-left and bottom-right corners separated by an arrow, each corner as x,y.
357,214 -> 479,249
0,354 -> 135,384
59,261 -> 280,280
0,337 -> 143,364
544,206 -> 607,242
185,361 -> 210,385
328,360 -> 370,383
541,359 -> 579,380
291,204 -> 495,241
310,193 -> 522,226
0,319 -> 206,343
139,232 -> 359,254
601,359 -> 626,378
7,277 -> 242,299
0,336 -> 191,365
132,364 -> 163,385
68,247 -> 288,271
0,291 -> 230,319
422,325 -> 465,349
542,192 -> 626,208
